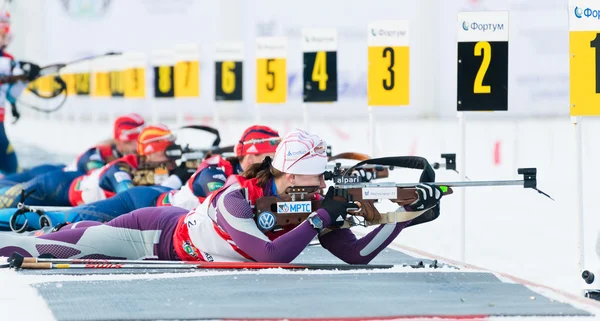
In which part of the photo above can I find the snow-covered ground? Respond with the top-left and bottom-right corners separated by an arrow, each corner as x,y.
2,115 -> 600,320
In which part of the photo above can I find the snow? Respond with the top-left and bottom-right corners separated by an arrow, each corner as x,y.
0,258 -> 55,320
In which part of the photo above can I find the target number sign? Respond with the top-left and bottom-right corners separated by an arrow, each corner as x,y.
456,11 -> 509,111
256,37 -> 287,104
215,43 -> 243,101
302,29 -> 337,102
367,21 -> 410,106
569,0 -> 600,116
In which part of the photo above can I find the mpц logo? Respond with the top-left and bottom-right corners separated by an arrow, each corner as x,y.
277,201 -> 312,213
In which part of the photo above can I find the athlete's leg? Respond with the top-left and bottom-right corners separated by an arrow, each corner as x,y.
0,170 -> 82,208
63,185 -> 172,223
0,121 -> 18,175
0,164 -> 65,188
0,206 -> 186,259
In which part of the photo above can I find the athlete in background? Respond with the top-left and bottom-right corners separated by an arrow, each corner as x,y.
11,125 -> 280,230
0,113 -> 145,189
0,12 -> 39,175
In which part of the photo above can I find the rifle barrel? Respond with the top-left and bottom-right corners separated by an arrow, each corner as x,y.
336,179 -> 525,189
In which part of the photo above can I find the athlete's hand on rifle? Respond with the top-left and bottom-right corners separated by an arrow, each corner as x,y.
320,186 -> 359,228
405,183 -> 443,211
16,61 -> 41,81
172,162 -> 195,184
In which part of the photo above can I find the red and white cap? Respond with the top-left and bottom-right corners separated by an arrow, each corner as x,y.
272,129 -> 328,175
114,113 -> 146,142
235,125 -> 280,157
137,124 -> 176,156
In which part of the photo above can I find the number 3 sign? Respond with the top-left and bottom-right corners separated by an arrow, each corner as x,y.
367,20 -> 410,106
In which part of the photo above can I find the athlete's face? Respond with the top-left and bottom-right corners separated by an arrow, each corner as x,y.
116,141 -> 138,155
289,173 -> 326,190
0,29 -> 9,49
240,152 -> 275,171
146,151 -> 176,170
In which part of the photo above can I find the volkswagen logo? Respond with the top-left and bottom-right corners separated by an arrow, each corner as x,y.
257,211 -> 276,231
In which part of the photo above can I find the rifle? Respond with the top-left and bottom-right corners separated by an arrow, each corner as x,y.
254,155 -> 548,233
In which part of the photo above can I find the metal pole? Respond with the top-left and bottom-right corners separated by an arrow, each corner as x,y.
573,116 -> 585,283
303,102 -> 309,131
369,106 -> 376,157
458,112 -> 467,263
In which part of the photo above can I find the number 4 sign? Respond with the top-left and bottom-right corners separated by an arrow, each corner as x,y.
569,0 -> 600,116
456,11 -> 509,111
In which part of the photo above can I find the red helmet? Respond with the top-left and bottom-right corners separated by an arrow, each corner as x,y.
235,125 -> 280,157
137,124 -> 176,156
114,113 -> 145,142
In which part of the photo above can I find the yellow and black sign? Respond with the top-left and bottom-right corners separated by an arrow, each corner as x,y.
367,46 -> 409,106
303,51 -> 337,102
457,41 -> 508,111
367,21 -> 410,106
302,29 -> 338,103
569,2 -> 600,116
174,60 -> 199,97
92,72 -> 110,97
456,11 -> 509,111
109,70 -> 125,97
256,58 -> 286,103
75,72 -> 91,96
61,74 -> 76,96
215,61 -> 242,101
153,65 -> 174,98
124,67 -> 145,98
256,37 -> 287,104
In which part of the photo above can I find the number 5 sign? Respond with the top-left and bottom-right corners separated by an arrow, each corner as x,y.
256,37 -> 287,104
569,0 -> 600,116
457,11 -> 509,111
367,21 -> 410,106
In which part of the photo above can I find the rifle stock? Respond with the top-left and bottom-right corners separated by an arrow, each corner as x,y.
254,186 -> 453,232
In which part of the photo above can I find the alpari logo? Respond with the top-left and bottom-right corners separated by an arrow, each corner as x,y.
573,7 -> 600,19
462,21 -> 469,31
287,150 -> 307,157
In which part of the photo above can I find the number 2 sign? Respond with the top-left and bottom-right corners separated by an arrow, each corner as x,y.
456,11 -> 509,112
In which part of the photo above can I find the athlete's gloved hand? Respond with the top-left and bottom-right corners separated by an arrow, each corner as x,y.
171,163 -> 195,184
320,186 -> 359,228
17,61 -> 41,81
405,183 -> 443,211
